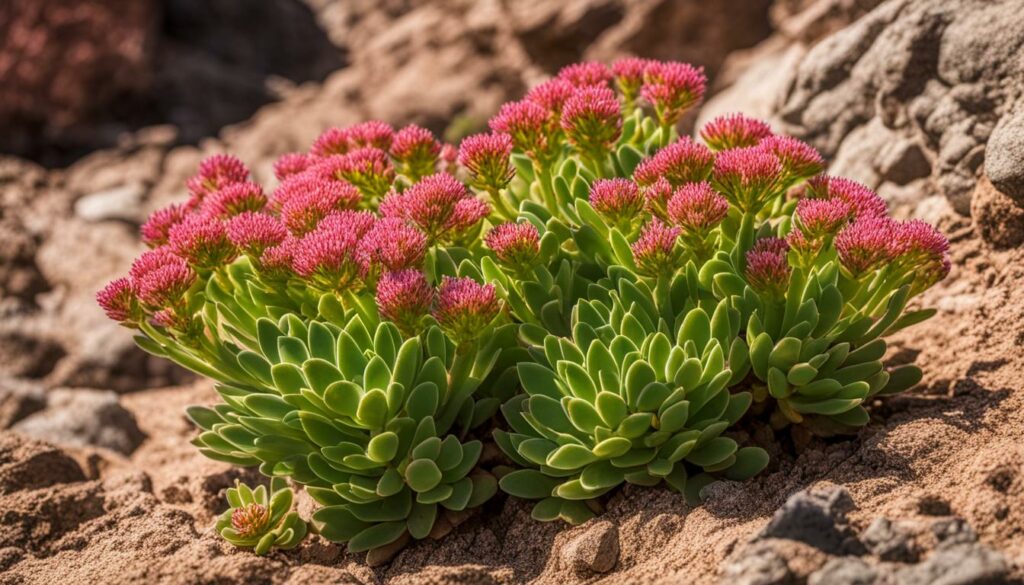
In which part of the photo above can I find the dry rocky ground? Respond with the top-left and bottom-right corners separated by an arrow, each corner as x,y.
2,0 -> 1024,583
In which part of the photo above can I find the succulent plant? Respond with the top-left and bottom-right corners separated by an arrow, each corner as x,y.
217,478 -> 307,555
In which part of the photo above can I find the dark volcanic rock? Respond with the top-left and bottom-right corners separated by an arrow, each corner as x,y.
12,389 -> 146,455
757,487 -> 862,555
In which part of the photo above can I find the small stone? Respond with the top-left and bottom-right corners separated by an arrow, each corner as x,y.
862,518 -> 918,562
721,541 -> 793,585
985,109 -> 1024,204
365,531 -> 410,567
74,183 -> 146,223
758,486 -> 862,555
808,557 -> 878,585
930,518 -> 977,547
971,176 -> 1024,249
12,388 -> 146,455
561,520 -> 619,574
894,543 -> 1008,585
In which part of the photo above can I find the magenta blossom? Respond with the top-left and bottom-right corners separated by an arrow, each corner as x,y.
168,215 -> 238,270
612,57 -> 655,103
433,276 -> 501,344
561,86 -> 622,157
589,178 -> 645,228
273,152 -> 312,180
136,262 -> 196,308
795,197 -> 851,239
292,215 -> 369,293
806,176 -> 888,220
641,61 -> 706,127
525,78 -> 576,117
699,113 -> 773,151
186,154 -> 249,202
485,222 -> 541,272
459,133 -> 515,192
358,217 -> 428,273
835,217 -> 900,277
632,137 -> 714,187
631,220 -> 682,277
141,203 -> 192,248
376,269 -> 434,336
711,145 -> 782,212
278,178 -> 361,236
667,181 -> 729,234
381,173 -> 488,244
391,125 -> 441,180
202,182 -> 267,219
760,135 -> 824,183
489,100 -> 549,155
97,278 -> 139,324
226,212 -> 289,258
558,61 -> 613,88
745,237 -> 791,298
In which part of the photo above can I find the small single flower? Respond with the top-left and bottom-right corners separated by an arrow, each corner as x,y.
631,220 -> 682,277
458,133 -> 515,192
433,276 -> 501,344
699,113 -> 773,151
391,125 -> 441,180
760,135 -> 824,183
358,217 -> 428,272
489,100 -> 549,155
226,212 -> 289,258
561,86 -> 622,157
795,197 -> 851,238
835,217 -> 899,277
202,182 -> 267,219
168,215 -> 239,270
485,222 -> 541,272
745,237 -> 791,298
186,154 -> 249,202
589,178 -> 645,227
137,262 -> 197,308
641,61 -> 706,127
643,177 -> 674,221
806,175 -> 887,220
711,145 -> 782,212
96,278 -> 139,324
632,137 -> 714,187
667,181 -> 729,234
278,178 -> 362,235
525,78 -> 576,117
558,61 -> 613,87
316,147 -> 395,199
611,57 -> 655,103
273,152 -> 312,180
231,503 -> 271,538
376,269 -> 434,335
140,203 -> 191,248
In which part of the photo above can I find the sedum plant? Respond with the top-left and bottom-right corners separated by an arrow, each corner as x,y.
217,478 -> 307,555
99,56 -> 950,543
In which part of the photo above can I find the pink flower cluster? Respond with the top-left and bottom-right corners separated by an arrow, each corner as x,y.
633,137 -> 714,188
835,216 -> 950,284
432,276 -> 502,344
380,173 -> 490,245
745,237 -> 791,298
485,222 -> 541,272
631,220 -> 682,277
589,178 -> 644,227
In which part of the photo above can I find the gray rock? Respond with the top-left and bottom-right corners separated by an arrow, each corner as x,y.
930,518 -> 978,547
758,486 -> 862,555
894,543 -> 1008,585
560,520 -> 619,574
73,183 -> 146,223
862,517 -> 918,562
808,557 -> 878,585
720,541 -> 793,585
985,108 -> 1024,204
12,389 -> 145,455
0,377 -> 46,429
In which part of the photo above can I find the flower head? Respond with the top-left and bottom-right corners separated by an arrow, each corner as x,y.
433,277 -> 501,344
202,182 -> 267,219
760,135 -> 823,183
489,100 -> 549,155
141,203 -> 192,248
612,57 -> 655,103
447,198 -> 492,237
631,220 -> 682,277
186,154 -> 249,202
358,217 -> 428,273
561,86 -> 622,156
278,178 -> 362,235
485,222 -> 541,272
641,61 -> 706,126
259,237 -> 299,280
745,237 -> 791,298
699,113 -> 773,151
632,137 -> 714,187
316,148 -> 395,199
168,215 -> 238,270
589,178 -> 644,227
129,247 -> 186,282
558,61 -> 613,88
376,269 -> 434,336
137,262 -> 196,308
643,177 -> 674,221
893,220 -> 950,291
795,197 -> 851,238
97,278 -> 139,324
525,78 -> 576,117
231,503 -> 270,538
667,181 -> 729,234
835,217 -> 900,277
348,121 -> 395,150
711,145 -> 782,211
391,125 -> 441,180
806,175 -> 887,220
292,214 -> 370,293
310,127 -> 350,157
382,173 -> 487,244
273,152 -> 312,180
459,133 -> 515,192
226,212 -> 289,258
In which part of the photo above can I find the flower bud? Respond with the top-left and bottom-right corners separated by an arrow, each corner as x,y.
643,177 -> 673,221
391,125 -> 441,180
168,215 -> 238,270
376,269 -> 434,335
458,133 -> 515,192
699,113 -> 773,151
711,145 -> 781,212
589,178 -> 644,228
186,154 -> 249,202
231,503 -> 270,538
525,78 -> 576,118
641,61 -> 706,127
382,173 -> 488,244
129,247 -> 186,282
561,86 -> 622,157
259,237 -> 299,281
358,217 -> 428,273
433,276 -> 501,345
202,182 -> 267,219
226,212 -> 289,258
667,181 -> 729,234
346,121 -> 395,151
485,222 -> 541,272
140,203 -> 191,248
96,277 -> 139,324
745,237 -> 791,298
632,137 -> 714,187
631,220 -> 682,277
893,220 -> 951,292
